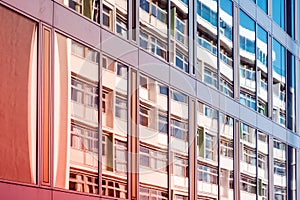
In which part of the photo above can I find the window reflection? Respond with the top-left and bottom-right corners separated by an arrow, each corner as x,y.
139,0 -> 168,61
197,102 -> 218,199
257,0 -> 267,14
240,123 -> 256,199
272,0 -> 285,29
273,139 -> 286,200
102,56 -> 128,198
139,75 -> 168,195
239,11 -> 256,111
54,34 -> 99,193
257,132 -> 268,200
220,113 -> 234,200
102,0 -> 128,39
196,0 -> 218,88
219,0 -> 233,97
272,39 -> 286,127
60,0 -> 100,23
257,26 -> 268,116
171,89 -> 189,197
171,0 -> 189,73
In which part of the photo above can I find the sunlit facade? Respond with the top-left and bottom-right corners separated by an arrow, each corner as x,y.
0,0 -> 300,200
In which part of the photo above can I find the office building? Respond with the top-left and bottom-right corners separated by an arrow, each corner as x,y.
0,0 -> 299,199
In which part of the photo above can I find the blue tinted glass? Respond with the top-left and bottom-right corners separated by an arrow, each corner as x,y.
272,39 -> 286,77
257,0 -> 267,13
272,0 -> 285,29
140,0 -> 149,12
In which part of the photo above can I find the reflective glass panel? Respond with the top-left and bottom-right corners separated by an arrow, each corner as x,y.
257,26 -> 268,116
101,56 -> 128,198
257,131 -> 269,200
287,146 -> 296,199
239,11 -> 256,111
196,0 -> 218,89
257,0 -> 267,14
139,75 -> 168,194
220,113 -> 234,199
171,0 -> 189,72
54,33 -> 99,194
139,0 -> 168,61
103,0 -> 128,39
197,102 -> 218,199
272,0 -> 285,29
240,123 -> 256,199
272,39 -> 286,127
0,5 -> 37,184
170,89 -> 189,196
57,0 -> 100,23
286,51 -> 295,131
273,139 -> 286,200
219,0 -> 233,97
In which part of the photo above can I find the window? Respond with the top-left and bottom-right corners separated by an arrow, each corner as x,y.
158,114 -> 168,134
198,164 -> 218,184
220,139 -> 233,158
140,187 -> 168,200
176,51 -> 189,73
176,18 -> 186,45
171,90 -> 187,103
140,106 -> 150,126
140,146 -> 167,172
116,15 -> 127,39
174,156 -> 188,177
115,140 -> 127,173
117,64 -> 127,78
205,133 -> 214,160
103,5 -> 112,29
140,76 -> 148,89
171,118 -> 188,141
71,124 -> 98,153
274,161 -> 286,176
159,85 -> 168,95
69,170 -> 98,194
203,68 -> 217,89
140,31 -> 167,60
115,95 -> 127,119
241,176 -> 256,194
71,78 -> 98,109
71,41 -> 84,57
102,179 -> 127,198
242,147 -> 256,166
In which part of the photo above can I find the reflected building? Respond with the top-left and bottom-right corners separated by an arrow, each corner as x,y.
1,0 -> 300,200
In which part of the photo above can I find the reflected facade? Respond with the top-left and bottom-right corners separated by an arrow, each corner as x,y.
54,34 -> 100,193
1,1 -> 300,200
239,10 -> 256,111
272,39 -> 286,127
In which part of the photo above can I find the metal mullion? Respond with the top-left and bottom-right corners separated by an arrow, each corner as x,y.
50,26 -> 55,189
127,67 -> 132,200
167,86 -> 172,200
37,21 -> 43,187
98,51 -> 103,198
255,130 -> 259,200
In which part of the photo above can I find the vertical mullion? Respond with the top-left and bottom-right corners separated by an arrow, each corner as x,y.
188,98 -> 196,200
98,51 -> 103,197
168,87 -> 172,200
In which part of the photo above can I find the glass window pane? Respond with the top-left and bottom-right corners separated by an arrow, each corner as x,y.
54,33 -> 99,194
102,56 -> 128,198
197,102 -> 218,199
239,10 -> 256,111
0,5 -> 37,184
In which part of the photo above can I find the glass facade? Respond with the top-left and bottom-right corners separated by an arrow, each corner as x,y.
0,1 -> 300,200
